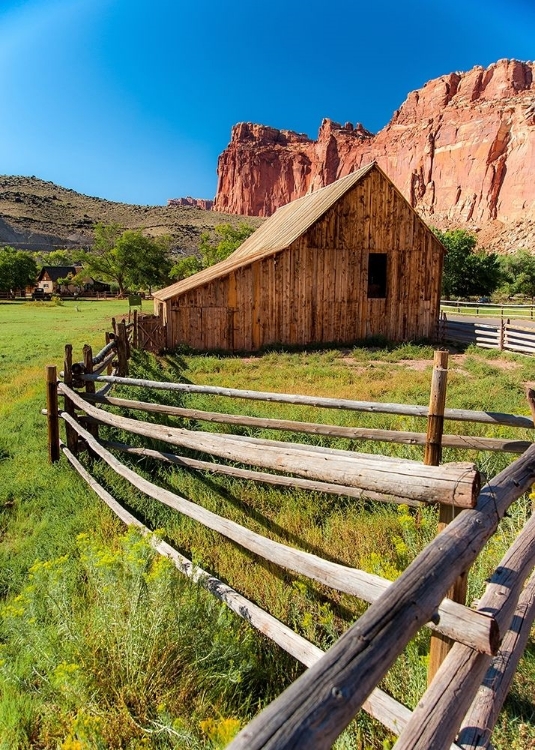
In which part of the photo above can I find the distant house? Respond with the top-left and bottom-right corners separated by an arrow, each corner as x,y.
153,162 -> 445,352
36,266 -> 78,295
35,266 -> 110,295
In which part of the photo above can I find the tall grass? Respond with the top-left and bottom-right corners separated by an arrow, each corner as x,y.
0,299 -> 534,748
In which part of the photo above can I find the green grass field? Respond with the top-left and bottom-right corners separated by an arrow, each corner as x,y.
0,300 -> 534,749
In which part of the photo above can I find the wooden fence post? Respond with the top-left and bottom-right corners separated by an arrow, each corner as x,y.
83,345 -> 99,440
117,320 -> 129,376
46,365 -> 60,463
426,350 -> 468,683
424,350 -> 448,467
105,332 -> 114,375
499,318 -> 506,351
63,344 -> 78,453
133,309 -> 138,349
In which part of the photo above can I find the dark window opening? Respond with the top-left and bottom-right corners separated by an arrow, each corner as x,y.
367,253 -> 387,298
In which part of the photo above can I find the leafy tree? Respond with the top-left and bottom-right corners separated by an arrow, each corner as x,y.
199,222 -> 256,266
498,250 -> 535,299
77,224 -> 172,296
434,229 -> 501,299
169,254 -> 202,282
170,222 -> 256,282
32,249 -> 77,267
0,246 -> 38,293
115,231 -> 172,292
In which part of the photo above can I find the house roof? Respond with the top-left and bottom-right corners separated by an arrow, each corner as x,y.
153,162 -> 440,302
37,266 -> 78,282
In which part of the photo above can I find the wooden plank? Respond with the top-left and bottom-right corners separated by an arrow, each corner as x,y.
84,393 -> 531,454
505,341 -> 535,354
226,444 -> 535,750
101,438 -> 422,507
457,572 -> 535,749
504,326 -> 535,342
60,440 -> 413,737
395,508 -> 535,750
61,384 -> 479,507
62,415 -> 494,652
77,375 -> 535,428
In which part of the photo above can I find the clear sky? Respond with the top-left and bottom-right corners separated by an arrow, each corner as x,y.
0,0 -> 533,206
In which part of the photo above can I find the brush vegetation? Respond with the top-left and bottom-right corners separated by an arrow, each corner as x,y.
0,299 -> 534,748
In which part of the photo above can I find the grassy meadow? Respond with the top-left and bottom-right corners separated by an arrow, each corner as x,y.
0,299 -> 534,748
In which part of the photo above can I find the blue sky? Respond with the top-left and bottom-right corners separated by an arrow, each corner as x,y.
0,0 -> 533,206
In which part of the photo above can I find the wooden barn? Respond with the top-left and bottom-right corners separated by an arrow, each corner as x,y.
153,162 -> 445,352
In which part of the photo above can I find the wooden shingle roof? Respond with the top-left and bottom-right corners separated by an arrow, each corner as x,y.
153,163 -> 376,302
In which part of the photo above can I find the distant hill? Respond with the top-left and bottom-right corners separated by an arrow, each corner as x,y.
0,176 -> 263,253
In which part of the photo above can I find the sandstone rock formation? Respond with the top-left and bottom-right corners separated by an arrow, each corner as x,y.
214,59 -> 535,251
167,196 -> 214,210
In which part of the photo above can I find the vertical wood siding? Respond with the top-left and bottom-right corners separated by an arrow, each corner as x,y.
168,169 -> 443,351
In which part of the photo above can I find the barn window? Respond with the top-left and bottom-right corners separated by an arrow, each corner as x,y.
367,253 -> 387,298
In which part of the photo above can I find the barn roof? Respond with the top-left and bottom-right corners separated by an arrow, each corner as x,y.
153,163 -> 381,302
154,162 -> 446,303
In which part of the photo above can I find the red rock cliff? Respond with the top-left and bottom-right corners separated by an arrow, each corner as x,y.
214,60 -> 535,247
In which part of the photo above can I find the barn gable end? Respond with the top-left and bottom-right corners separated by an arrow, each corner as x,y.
153,163 -> 444,351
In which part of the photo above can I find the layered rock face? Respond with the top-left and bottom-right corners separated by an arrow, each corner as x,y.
167,196 -> 214,210
214,60 -> 535,249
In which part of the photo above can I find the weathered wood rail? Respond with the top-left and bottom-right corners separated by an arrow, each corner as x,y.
43,340 -> 535,749
440,313 -> 535,355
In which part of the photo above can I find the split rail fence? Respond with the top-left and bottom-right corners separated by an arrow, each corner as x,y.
44,328 -> 535,749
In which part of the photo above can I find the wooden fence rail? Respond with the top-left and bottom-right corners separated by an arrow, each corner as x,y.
440,313 -> 535,355
441,300 -> 535,320
44,339 -> 535,749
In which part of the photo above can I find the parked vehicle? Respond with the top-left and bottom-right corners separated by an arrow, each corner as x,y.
31,288 -> 51,301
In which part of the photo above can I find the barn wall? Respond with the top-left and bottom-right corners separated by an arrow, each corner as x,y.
166,168 -> 443,351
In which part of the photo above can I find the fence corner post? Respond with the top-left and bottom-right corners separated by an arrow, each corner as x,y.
46,365 -> 60,463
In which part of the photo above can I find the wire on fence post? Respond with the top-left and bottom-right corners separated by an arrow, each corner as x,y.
46,365 -> 60,463
63,344 -> 78,454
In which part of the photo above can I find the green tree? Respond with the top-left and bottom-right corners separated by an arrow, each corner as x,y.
498,249 -> 535,299
0,246 -> 38,293
169,254 -> 202,282
77,224 -> 172,296
32,249 -> 77,267
434,228 -> 501,299
115,231 -> 172,292
170,222 -> 256,282
199,222 -> 256,267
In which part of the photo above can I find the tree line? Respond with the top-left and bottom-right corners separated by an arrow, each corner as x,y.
0,223 -> 534,301
0,222 -> 256,296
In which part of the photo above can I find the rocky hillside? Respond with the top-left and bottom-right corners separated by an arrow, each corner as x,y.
0,176 -> 261,253
214,59 -> 535,252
